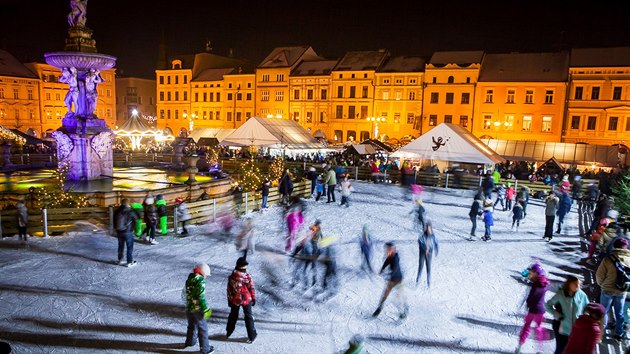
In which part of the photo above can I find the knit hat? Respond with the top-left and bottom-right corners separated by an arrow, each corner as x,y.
309,166 -> 316,172
614,238 -> 628,249
195,262 -> 211,277
608,209 -> 619,220
236,257 -> 248,269
528,263 -> 545,276
156,194 -> 164,201
584,302 -> 605,321
562,175 -> 569,182
385,241 -> 395,248
175,197 -> 184,205
506,182 -> 511,187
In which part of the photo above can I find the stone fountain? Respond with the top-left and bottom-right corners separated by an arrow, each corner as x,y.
45,0 -> 116,180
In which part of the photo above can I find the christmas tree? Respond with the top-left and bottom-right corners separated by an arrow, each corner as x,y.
268,156 -> 285,182
34,162 -> 91,208
612,172 -> 630,216
239,158 -> 263,192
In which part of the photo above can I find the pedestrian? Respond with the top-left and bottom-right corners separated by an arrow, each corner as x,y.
319,236 -> 338,291
562,302 -> 605,354
360,224 -> 373,273
175,197 -> 192,235
114,199 -> 138,267
339,175 -> 354,207
595,238 -> 630,341
545,275 -> 590,354
560,174 -> 571,193
143,195 -> 159,244
315,175 -> 324,202
131,201 -> 144,237
515,263 -> 549,354
492,169 -> 501,185
411,199 -> 427,232
481,173 -> 495,200
481,200 -> 494,241
307,166 -> 318,196
506,182 -> 515,211
279,170 -> 294,205
544,191 -> 559,241
260,179 -> 270,210
285,198 -> 305,252
235,218 -> 255,259
585,183 -> 599,213
416,221 -> 439,287
372,242 -> 408,319
226,257 -> 257,344
587,211 -> 614,261
325,165 -> 337,203
184,262 -> 214,354
517,186 -> 530,217
600,209 -> 623,257
292,235 -> 317,289
512,199 -> 524,231
16,199 -> 28,242
469,193 -> 483,238
155,194 -> 168,235
556,191 -> 572,234
494,183 -> 506,211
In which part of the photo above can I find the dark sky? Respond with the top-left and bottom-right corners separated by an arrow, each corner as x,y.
2,0 -> 630,79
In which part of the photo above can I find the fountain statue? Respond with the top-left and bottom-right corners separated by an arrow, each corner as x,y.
45,0 -> 116,180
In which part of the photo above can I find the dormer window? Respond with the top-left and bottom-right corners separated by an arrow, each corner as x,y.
171,59 -> 182,70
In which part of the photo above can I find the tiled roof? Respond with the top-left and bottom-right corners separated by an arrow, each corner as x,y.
479,52 -> 569,82
0,50 -> 38,78
193,68 -> 235,82
292,60 -> 339,76
334,50 -> 390,71
378,56 -> 426,73
570,47 -> 630,67
259,46 -> 315,68
429,51 -> 484,66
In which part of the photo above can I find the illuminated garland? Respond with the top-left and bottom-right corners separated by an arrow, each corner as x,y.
0,126 -> 26,145
34,162 -> 91,208
268,156 -> 285,182
239,158 -> 262,192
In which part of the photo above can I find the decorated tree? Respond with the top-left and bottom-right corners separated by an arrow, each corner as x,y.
612,172 -> 630,216
34,162 -> 91,208
268,156 -> 285,182
239,158 -> 263,192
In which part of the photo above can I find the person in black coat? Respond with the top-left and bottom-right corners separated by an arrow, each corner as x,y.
469,194 -> 483,237
373,242 -> 408,318
307,167 -> 318,196
278,170 -> 294,205
481,174 -> 495,200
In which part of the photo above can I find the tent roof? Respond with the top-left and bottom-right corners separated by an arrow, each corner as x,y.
392,123 -> 504,165
115,114 -> 158,135
190,128 -> 235,142
197,137 -> 219,146
10,129 -> 44,145
347,144 -> 378,155
220,117 -> 323,149
361,139 -> 393,152
481,139 -> 625,167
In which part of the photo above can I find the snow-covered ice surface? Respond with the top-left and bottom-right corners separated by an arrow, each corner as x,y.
0,181 -> 617,353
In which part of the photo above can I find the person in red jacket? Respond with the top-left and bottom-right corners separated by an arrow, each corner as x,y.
563,302 -> 605,354
226,257 -> 257,343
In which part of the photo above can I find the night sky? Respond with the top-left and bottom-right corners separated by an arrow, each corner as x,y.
2,0 -> 629,79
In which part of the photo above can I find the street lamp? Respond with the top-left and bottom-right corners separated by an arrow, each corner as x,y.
183,112 -> 196,133
131,109 -> 138,116
367,116 -> 385,140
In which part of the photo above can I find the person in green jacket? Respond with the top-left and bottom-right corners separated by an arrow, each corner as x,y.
544,275 -> 589,354
492,169 -> 501,184
156,194 -> 168,235
130,201 -> 144,237
185,262 -> 214,354
324,166 -> 337,203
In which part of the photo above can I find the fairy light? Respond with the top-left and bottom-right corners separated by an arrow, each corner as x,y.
269,156 -> 284,182
33,162 -> 91,208
239,158 -> 262,192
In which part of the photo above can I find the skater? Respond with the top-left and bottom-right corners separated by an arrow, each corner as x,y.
469,193 -> 483,238
601,210 -> 624,257
515,263 -> 549,354
411,199 -> 427,232
481,173 -> 495,200
373,242 -> 408,319
563,302 -> 605,354
16,200 -> 28,242
279,169 -> 293,205
320,236 -> 338,291
325,165 -> 337,203
114,199 -> 138,267
517,186 -> 530,217
596,238 -> 630,341
556,191 -> 572,234
307,166 -> 318,196
309,219 -> 323,256
359,224 -> 373,273
416,221 -> 439,287
544,191 -> 559,241
512,199 -> 524,231
143,195 -> 158,244
285,197 -> 305,252
339,175 -> 354,207
260,179 -> 270,210
226,257 -> 257,343
292,235 -> 318,289
585,183 -> 599,213
235,218 -> 255,259
131,201 -> 144,237
315,175 -> 324,202
155,194 -> 168,235
175,197 -> 192,235
494,183 -> 506,211
184,262 -> 214,354
481,200 -> 494,241
506,182 -> 515,211
545,275 -> 589,354
587,210 -> 615,260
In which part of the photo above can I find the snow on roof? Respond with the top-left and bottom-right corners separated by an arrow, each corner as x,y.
429,51 -> 484,66
0,50 -> 38,78
193,68 -> 235,82
292,60 -> 339,76
479,52 -> 569,82
570,47 -> 630,67
334,51 -> 390,71
259,46 -> 315,68
220,117 -> 323,149
378,56 -> 426,73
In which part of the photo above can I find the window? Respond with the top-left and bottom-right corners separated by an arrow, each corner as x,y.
13,88 -> 19,99
432,77 -> 437,83
337,86 -> 343,98
106,89 -> 111,97
216,93 -> 221,101
522,116 -> 532,131
609,116 -> 619,131
307,89 -> 313,100
395,79 -> 402,84
525,90 -> 534,104
27,89 -> 33,100
503,115 -> 514,130
194,92 -> 198,102
429,115 -> 437,126
246,93 -> 252,100
383,92 -> 389,100
228,83 -> 232,89
349,86 -> 356,98
209,111 -> 214,120
138,96 -> 142,104
321,89 -> 327,100
227,112 -> 232,121
461,92 -> 470,104
485,89 -> 493,103
483,115 -> 492,130
203,92 -> 207,102
545,90 -> 554,104
360,131 -> 370,141
348,106 -> 356,119
227,93 -> 233,101
247,83 -> 251,88
336,105 -> 343,119
294,90 -> 300,100
334,130 -> 343,142
56,93 -> 61,101
362,86 -> 368,98
383,79 -> 390,84
587,116 -> 597,130
360,106 -> 368,119
183,76 -> 188,84
613,87 -> 622,100
574,86 -> 583,100
445,92 -> 454,104
444,115 -> 453,124
276,74 -> 284,81
506,90 -> 515,103
448,76 -> 454,83
175,92 -> 179,101
275,91 -> 284,101
262,74 -> 269,82
159,110 -> 164,119
542,116 -> 552,132
159,76 -> 164,84
466,77 -> 471,83
167,76 -> 171,84
460,115 -> 469,128
175,76 -> 179,84
167,92 -> 171,101
183,92 -> 187,101
209,92 -> 214,101
319,112 -> 325,123
46,92 -> 51,101
410,79 -> 417,84
261,90 -> 269,101
570,116 -> 580,130
409,91 -> 416,100
237,93 -> 242,100
167,110 -> 171,119
236,112 -> 242,122
339,74 -> 343,79
175,109 -> 179,119
306,112 -> 313,123
407,113 -> 414,124
395,91 -> 402,100
591,87 -> 600,100
626,118 -> 630,132
430,92 -> 438,104
215,111 -> 220,120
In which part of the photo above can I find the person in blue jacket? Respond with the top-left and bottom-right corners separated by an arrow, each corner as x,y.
544,275 -> 589,354
481,200 -> 494,241
417,220 -> 439,287
556,191 -> 573,234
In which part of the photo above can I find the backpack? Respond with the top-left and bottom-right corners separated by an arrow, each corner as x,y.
610,255 -> 630,292
115,210 -> 130,232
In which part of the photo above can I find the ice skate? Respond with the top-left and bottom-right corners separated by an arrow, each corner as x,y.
126,261 -> 137,267
372,307 -> 382,317
150,239 -> 159,245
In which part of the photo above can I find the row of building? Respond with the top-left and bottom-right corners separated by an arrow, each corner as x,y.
1,46 -> 629,148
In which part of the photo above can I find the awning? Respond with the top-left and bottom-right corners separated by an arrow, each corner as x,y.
347,144 -> 378,155
197,137 -> 219,146
361,139 -> 393,152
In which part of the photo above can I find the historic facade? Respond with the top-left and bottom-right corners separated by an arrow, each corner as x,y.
115,77 -> 156,127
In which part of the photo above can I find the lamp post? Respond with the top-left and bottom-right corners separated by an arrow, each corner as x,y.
183,112 -> 196,134
232,84 -> 240,129
367,116 -> 384,140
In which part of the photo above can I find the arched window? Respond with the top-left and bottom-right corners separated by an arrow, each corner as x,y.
171,59 -> 182,70
447,76 -> 454,84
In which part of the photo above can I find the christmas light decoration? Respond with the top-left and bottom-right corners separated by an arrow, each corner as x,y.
34,162 -> 91,208
268,156 -> 285,182
239,158 -> 262,192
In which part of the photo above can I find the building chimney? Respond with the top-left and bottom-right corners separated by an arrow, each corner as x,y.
205,39 -> 213,53
228,48 -> 234,57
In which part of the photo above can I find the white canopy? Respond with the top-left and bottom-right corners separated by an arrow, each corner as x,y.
220,117 -> 323,149
391,123 -> 505,165
189,128 -> 235,143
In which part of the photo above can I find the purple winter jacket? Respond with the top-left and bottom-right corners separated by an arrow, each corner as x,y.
526,276 -> 549,314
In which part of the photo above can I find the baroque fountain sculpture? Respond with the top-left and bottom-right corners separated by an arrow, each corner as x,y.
45,0 -> 116,180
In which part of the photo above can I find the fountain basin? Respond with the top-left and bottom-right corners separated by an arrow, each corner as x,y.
44,51 -> 116,70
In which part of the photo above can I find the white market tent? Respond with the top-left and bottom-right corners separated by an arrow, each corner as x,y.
220,117 -> 323,149
347,144 -> 378,155
391,123 -> 505,165
189,128 -> 235,143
